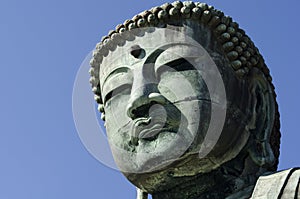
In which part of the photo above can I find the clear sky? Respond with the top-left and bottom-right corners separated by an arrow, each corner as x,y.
1,0 -> 299,198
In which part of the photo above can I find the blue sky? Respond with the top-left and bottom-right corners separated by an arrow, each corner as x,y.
1,0 -> 299,198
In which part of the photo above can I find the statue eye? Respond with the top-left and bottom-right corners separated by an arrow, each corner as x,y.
102,71 -> 133,105
156,58 -> 196,80
103,84 -> 131,105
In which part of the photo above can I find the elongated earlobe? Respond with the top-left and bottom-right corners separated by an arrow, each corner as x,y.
247,68 -> 276,168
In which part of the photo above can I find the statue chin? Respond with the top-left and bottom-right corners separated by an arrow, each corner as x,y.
110,130 -> 194,174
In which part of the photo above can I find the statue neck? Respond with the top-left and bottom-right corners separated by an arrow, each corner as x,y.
151,156 -> 262,199
151,170 -> 255,199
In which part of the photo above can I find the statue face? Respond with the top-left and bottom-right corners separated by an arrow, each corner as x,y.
99,26 -> 251,177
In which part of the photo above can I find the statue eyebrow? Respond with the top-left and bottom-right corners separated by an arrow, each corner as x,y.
143,48 -> 165,66
155,58 -> 196,80
159,58 -> 195,71
102,67 -> 130,87
144,43 -> 198,65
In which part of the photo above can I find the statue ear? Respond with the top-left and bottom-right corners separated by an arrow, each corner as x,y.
246,68 -> 276,168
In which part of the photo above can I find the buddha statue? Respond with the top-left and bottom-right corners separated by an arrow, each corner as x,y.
89,1 -> 299,198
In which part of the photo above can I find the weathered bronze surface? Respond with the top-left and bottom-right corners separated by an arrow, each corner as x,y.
89,1 -> 299,198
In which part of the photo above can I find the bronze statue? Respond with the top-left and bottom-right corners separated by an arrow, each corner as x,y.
89,1 -> 299,198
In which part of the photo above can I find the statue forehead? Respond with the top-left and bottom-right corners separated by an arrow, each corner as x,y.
99,26 -> 207,84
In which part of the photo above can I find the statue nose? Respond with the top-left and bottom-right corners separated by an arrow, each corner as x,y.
126,89 -> 167,119
127,62 -> 166,119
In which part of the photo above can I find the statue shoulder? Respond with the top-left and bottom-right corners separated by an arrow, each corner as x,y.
251,168 -> 300,199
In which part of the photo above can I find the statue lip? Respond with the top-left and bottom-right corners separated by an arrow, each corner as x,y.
138,122 -> 166,140
131,116 -> 173,145
130,104 -> 179,145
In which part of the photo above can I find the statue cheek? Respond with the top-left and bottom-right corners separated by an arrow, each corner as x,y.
172,100 -> 211,150
158,70 -> 210,103
105,94 -> 132,136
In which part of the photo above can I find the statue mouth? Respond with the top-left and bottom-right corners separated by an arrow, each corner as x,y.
138,120 -> 166,140
130,117 -> 170,145
128,102 -> 183,146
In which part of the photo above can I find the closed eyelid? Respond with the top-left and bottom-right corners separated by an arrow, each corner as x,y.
102,72 -> 133,104
154,44 -> 203,70
155,58 -> 196,78
103,84 -> 131,105
102,67 -> 130,87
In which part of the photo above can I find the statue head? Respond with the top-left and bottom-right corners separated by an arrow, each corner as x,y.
89,1 -> 280,195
